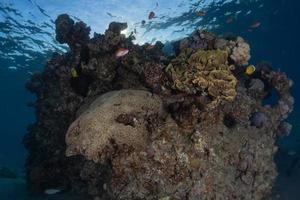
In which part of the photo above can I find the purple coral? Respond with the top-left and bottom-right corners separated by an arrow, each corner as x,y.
250,112 -> 268,128
276,121 -> 293,137
277,97 -> 294,119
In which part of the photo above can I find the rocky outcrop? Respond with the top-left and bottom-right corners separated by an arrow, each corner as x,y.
24,14 -> 294,200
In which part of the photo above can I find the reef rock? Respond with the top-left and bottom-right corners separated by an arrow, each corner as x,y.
65,89 -> 165,163
24,14 -> 294,200
55,14 -> 90,50
172,30 -> 217,56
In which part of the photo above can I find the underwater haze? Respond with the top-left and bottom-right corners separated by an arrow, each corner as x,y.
0,0 -> 300,199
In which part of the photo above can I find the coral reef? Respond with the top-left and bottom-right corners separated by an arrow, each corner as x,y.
174,30 -> 217,54
250,112 -> 268,128
215,36 -> 251,66
24,14 -> 294,200
65,89 -> 165,163
166,49 -> 237,108
55,14 -> 91,51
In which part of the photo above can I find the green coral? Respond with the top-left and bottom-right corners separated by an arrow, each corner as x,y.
166,49 -> 237,107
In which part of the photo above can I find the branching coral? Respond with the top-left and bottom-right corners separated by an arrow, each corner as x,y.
166,49 -> 237,107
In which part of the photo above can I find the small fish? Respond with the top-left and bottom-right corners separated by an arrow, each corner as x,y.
148,11 -> 155,20
44,189 -> 61,195
196,11 -> 206,17
8,66 -> 17,70
226,16 -> 234,24
250,21 -> 261,29
245,65 -> 256,75
115,48 -> 129,58
146,44 -> 155,50
71,68 -> 79,78
106,12 -> 116,18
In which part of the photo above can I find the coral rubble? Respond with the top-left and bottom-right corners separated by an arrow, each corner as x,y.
24,14 -> 294,200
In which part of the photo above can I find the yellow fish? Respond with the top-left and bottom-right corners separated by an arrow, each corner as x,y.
71,68 -> 79,78
245,65 -> 256,75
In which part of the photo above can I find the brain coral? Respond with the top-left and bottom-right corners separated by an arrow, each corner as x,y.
65,89 -> 165,163
166,49 -> 237,107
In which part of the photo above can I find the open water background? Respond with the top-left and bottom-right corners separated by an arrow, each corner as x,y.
0,0 -> 299,199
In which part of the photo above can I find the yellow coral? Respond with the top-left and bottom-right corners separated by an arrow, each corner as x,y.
71,68 -> 79,78
166,49 -> 237,107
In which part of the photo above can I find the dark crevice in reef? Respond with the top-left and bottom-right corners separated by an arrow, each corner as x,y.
24,14 -> 294,200
223,113 -> 237,128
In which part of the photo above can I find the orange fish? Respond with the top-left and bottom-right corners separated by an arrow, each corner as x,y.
115,48 -> 129,58
250,21 -> 261,29
196,11 -> 206,17
148,11 -> 155,20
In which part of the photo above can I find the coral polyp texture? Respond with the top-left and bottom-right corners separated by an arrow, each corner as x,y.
24,14 -> 294,200
166,49 -> 237,107
65,89 -> 165,163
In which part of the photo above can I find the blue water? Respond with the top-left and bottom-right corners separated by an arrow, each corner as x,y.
0,0 -> 299,199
